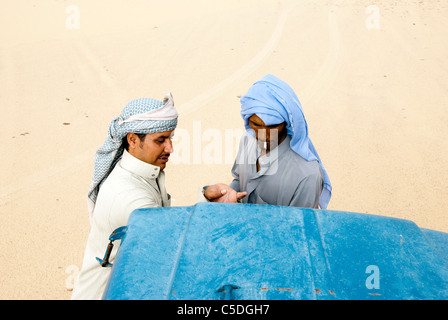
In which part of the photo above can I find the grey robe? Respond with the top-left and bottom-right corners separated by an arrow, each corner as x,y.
229,132 -> 323,208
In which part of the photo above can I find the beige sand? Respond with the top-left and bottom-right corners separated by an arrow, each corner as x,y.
0,0 -> 447,299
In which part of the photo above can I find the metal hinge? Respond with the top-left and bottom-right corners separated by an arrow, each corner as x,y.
217,284 -> 240,300
96,226 -> 128,267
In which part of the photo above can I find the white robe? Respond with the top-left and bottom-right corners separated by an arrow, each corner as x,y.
72,150 -> 171,300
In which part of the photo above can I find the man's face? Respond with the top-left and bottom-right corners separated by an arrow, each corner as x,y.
128,130 -> 175,170
248,114 -> 287,151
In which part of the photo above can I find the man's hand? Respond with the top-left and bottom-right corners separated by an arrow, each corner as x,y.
204,183 -> 247,203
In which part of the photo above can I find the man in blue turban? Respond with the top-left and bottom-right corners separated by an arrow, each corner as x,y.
72,93 -> 178,300
204,75 -> 331,209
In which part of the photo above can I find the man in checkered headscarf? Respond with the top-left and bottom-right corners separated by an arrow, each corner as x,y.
87,93 -> 178,221
73,93 -> 178,300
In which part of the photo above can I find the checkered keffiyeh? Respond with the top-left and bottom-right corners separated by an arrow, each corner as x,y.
87,93 -> 178,222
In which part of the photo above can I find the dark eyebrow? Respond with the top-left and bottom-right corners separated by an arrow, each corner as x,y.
249,120 -> 261,126
249,120 -> 279,128
153,134 -> 170,140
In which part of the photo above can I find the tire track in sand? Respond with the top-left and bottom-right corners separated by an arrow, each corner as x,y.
0,3 -> 342,206
176,2 -> 299,116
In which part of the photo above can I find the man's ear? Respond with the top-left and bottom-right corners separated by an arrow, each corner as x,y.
127,133 -> 138,150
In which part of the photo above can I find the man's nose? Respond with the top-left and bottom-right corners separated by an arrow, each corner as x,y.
164,139 -> 174,153
256,128 -> 267,141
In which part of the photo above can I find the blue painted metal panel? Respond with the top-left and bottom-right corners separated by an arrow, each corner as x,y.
421,228 -> 448,264
103,203 -> 448,300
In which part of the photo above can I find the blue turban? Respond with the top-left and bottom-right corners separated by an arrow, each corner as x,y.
87,93 -> 178,220
240,75 -> 332,209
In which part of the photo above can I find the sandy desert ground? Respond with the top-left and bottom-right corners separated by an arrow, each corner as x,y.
0,0 -> 447,299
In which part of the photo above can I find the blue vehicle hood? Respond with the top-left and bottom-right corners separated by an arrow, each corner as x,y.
103,203 -> 448,300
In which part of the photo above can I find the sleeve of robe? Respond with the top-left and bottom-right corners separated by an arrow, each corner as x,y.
229,164 -> 241,192
289,172 -> 323,209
